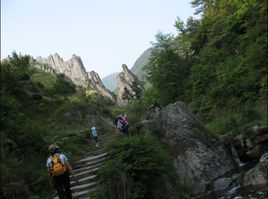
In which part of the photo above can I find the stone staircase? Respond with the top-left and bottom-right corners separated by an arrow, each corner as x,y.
54,132 -> 121,199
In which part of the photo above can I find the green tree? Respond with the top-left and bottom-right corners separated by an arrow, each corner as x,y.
144,32 -> 190,105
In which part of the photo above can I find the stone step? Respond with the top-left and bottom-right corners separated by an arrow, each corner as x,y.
85,147 -> 109,156
71,174 -> 98,186
74,162 -> 103,175
75,153 -> 108,164
73,156 -> 109,169
72,168 -> 99,180
72,189 -> 92,199
54,187 -> 95,199
71,180 -> 101,193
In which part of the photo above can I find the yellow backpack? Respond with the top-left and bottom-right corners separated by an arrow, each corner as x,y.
50,154 -> 66,176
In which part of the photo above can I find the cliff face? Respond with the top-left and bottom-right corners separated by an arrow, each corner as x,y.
87,71 -> 115,101
34,54 -> 115,102
116,64 -> 143,106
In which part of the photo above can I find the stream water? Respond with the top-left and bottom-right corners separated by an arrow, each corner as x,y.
230,144 -> 246,167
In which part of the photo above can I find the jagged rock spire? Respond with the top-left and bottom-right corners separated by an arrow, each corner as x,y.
33,53 -> 115,102
116,64 -> 143,106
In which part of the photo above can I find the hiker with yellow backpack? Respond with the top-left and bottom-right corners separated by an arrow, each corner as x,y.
46,144 -> 78,199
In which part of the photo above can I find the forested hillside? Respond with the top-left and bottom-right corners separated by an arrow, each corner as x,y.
141,0 -> 267,135
0,53 -> 114,198
131,48 -> 152,81
1,0 -> 267,198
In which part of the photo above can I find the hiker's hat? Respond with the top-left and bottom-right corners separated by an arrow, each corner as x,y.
48,144 -> 59,151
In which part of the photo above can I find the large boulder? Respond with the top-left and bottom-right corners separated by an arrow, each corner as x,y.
241,152 -> 268,187
141,101 -> 236,193
233,126 -> 268,161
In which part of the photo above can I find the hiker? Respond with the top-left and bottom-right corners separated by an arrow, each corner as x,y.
46,144 -> 77,199
116,113 -> 129,136
147,101 -> 162,119
91,126 -> 100,148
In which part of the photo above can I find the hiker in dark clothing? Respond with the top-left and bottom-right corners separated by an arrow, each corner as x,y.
116,113 -> 130,136
147,101 -> 162,119
46,144 -> 77,199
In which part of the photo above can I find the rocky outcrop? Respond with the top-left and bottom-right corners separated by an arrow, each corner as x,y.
87,71 -> 115,101
36,54 -> 89,87
116,64 -> 143,106
141,101 -> 236,193
241,152 -> 268,187
233,126 -> 268,161
33,54 -> 115,102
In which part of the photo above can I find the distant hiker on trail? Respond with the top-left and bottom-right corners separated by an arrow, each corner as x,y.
147,100 -> 162,119
46,144 -> 77,199
116,113 -> 130,136
91,126 -> 100,148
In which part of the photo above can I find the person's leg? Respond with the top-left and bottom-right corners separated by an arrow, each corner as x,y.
96,136 -> 99,147
53,176 -> 65,199
94,136 -> 99,148
62,172 -> 72,199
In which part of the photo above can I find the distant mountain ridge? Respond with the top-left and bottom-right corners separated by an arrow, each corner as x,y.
32,53 -> 143,106
102,72 -> 119,92
102,48 -> 151,91
33,53 -> 115,102
131,48 -> 151,81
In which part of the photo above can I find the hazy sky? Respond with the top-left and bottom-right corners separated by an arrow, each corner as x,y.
1,0 -> 197,78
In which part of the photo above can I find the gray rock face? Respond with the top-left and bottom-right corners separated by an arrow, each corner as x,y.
241,152 -> 268,187
233,126 -> 268,160
87,71 -> 115,101
34,54 -> 114,102
141,101 -> 236,193
116,64 -> 142,106
212,178 -> 232,192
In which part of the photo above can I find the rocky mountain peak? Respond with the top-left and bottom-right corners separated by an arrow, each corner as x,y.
88,71 -> 115,101
33,53 -> 115,102
116,64 -> 143,106
122,64 -> 138,83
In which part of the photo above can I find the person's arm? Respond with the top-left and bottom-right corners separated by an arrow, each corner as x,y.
46,158 -> 53,186
66,160 -> 78,182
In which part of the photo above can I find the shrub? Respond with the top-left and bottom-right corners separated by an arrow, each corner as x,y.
94,135 -> 180,199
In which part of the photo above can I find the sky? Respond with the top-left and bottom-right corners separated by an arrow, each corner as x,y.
1,0 -> 197,78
